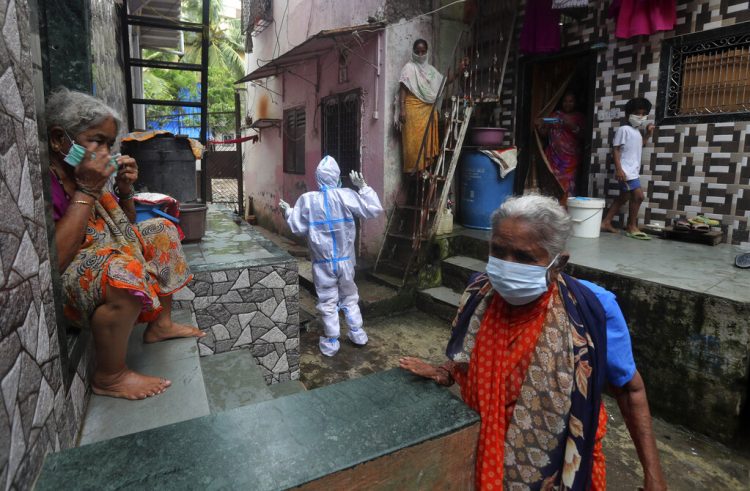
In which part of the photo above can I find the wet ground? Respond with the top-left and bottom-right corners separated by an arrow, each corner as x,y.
299,293 -> 750,490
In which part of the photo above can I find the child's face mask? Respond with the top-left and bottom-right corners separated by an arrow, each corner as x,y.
629,114 -> 648,128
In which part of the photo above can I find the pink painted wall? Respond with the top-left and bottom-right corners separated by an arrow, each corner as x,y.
242,1 -> 451,260
243,0 -> 388,259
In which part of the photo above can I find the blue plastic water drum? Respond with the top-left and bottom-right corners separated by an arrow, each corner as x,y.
459,151 -> 515,230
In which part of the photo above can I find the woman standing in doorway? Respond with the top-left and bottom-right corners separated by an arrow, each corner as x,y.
536,90 -> 586,198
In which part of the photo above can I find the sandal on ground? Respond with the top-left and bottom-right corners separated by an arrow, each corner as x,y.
690,222 -> 710,233
689,215 -> 720,227
625,231 -> 652,240
735,253 -> 750,269
674,218 -> 691,231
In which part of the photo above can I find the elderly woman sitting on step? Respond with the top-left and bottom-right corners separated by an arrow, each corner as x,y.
47,89 -> 204,401
400,194 -> 666,490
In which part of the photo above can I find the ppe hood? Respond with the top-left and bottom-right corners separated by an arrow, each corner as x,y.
316,155 -> 341,189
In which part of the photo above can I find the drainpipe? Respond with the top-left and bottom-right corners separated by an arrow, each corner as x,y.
372,32 -> 381,120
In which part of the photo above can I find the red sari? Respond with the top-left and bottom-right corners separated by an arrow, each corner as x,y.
545,110 -> 585,198
448,285 -> 607,490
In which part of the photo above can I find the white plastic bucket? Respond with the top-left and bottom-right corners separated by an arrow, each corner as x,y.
567,197 -> 606,238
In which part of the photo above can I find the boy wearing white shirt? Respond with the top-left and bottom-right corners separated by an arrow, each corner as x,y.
601,98 -> 656,239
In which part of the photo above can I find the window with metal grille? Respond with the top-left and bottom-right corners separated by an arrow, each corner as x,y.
657,23 -> 750,124
283,107 -> 305,174
321,89 -> 361,185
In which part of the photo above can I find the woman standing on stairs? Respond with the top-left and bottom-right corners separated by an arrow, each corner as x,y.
397,39 -> 465,174
46,89 -> 204,401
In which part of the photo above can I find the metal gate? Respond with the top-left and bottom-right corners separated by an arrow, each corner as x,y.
205,148 -> 241,208
205,92 -> 244,214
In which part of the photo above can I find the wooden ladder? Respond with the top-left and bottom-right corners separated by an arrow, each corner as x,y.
373,100 -> 474,287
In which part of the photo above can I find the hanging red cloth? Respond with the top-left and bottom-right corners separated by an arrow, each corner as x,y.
609,0 -> 676,39
520,0 -> 561,54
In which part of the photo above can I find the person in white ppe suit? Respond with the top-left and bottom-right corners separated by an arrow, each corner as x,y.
279,156 -> 383,357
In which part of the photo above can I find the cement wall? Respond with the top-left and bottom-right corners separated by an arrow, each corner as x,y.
243,11 -> 388,258
568,264 -> 750,443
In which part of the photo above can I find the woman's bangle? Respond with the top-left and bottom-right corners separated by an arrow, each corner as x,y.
435,366 -> 453,386
114,184 -> 135,200
75,186 -> 101,200
72,199 -> 94,207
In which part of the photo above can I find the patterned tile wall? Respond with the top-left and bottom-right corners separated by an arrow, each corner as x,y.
174,263 -> 301,384
511,0 -> 750,244
0,0 -> 90,488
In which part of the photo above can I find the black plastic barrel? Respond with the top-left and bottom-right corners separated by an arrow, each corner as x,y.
122,135 -> 197,203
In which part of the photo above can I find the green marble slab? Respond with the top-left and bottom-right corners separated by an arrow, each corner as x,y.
37,369 -> 478,490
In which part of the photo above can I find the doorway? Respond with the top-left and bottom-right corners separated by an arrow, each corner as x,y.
515,49 -> 598,200
321,89 -> 362,188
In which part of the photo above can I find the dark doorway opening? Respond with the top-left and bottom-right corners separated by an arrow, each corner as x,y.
515,48 -> 598,200
321,89 -> 362,188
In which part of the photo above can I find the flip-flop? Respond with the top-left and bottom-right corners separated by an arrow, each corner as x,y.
626,231 -> 652,240
735,253 -> 750,269
674,218 -> 691,231
689,216 -> 720,227
690,222 -> 710,233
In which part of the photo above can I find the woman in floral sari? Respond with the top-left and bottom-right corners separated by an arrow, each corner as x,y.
47,89 -> 204,400
401,194 -> 666,490
536,91 -> 586,199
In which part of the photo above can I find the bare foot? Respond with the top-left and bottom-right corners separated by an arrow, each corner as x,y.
143,320 -> 206,344
92,369 -> 171,400
626,227 -> 642,234
600,222 -> 619,233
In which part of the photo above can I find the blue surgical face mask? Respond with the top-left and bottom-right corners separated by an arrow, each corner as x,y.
486,254 -> 559,306
62,132 -> 119,169
62,132 -> 86,167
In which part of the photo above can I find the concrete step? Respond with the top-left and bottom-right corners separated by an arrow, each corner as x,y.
442,255 -> 485,292
441,226 -> 490,262
78,309 -> 210,446
200,348 -> 275,412
416,286 -> 461,322
201,348 -> 307,413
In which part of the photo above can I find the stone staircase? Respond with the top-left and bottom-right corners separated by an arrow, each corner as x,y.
415,228 -> 490,322
78,308 -> 305,446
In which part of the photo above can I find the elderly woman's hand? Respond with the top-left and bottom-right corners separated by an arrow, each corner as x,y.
400,357 -> 438,378
74,142 -> 117,197
115,155 -> 138,194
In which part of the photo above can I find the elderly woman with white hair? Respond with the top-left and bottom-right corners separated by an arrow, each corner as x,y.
47,88 -> 203,400
400,194 -> 666,490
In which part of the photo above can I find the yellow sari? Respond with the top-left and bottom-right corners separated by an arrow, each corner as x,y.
402,91 -> 439,173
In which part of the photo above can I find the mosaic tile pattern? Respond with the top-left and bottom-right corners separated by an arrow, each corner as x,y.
177,207 -> 301,384
510,0 -> 750,245
175,265 -> 301,384
0,0 -> 90,487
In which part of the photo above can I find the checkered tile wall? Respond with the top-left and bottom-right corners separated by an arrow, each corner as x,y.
511,0 -> 750,244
